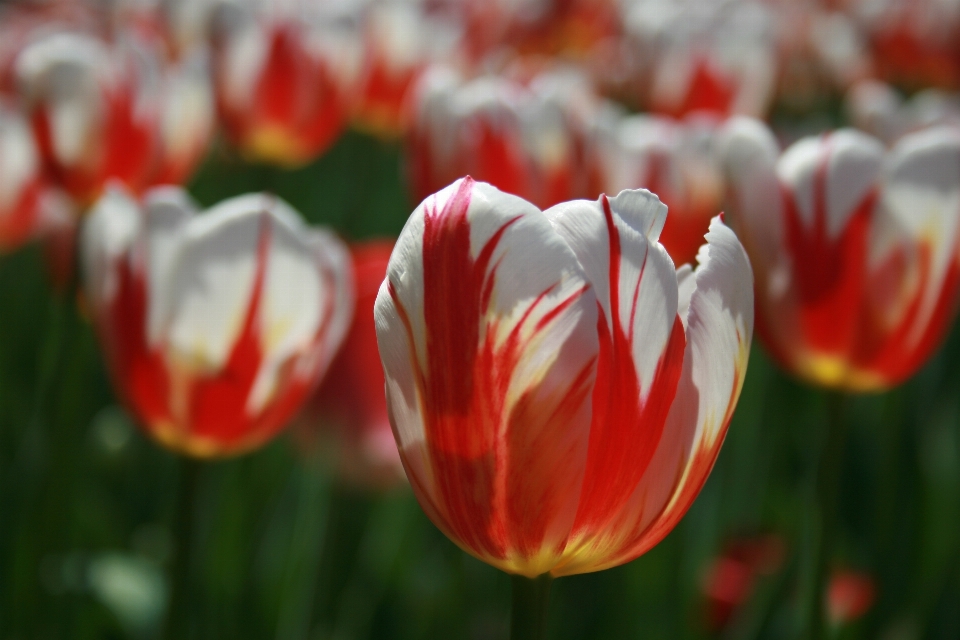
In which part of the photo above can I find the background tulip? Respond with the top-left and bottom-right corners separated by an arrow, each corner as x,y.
722,117 -> 960,391
210,3 -> 355,167
81,185 -> 353,457
296,239 -> 405,489
0,103 -> 56,251
591,112 -> 724,266
375,177 -> 753,585
16,31 -> 160,204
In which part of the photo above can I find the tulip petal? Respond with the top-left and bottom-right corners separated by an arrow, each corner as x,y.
545,189 -> 686,569
376,177 -> 598,576
557,215 -> 753,575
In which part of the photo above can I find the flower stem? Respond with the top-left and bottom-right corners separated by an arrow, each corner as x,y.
164,457 -> 201,640
510,573 -> 553,640
803,390 -> 848,639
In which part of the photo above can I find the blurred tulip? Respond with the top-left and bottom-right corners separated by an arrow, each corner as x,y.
623,0 -> 776,118
375,177 -> 753,577
297,239 -> 405,489
81,185 -> 353,457
0,102 -> 75,252
210,3 -> 357,167
700,534 -> 786,631
15,31 -> 161,204
721,117 -> 960,391
591,112 -> 724,266
851,0 -> 960,90
150,49 -> 215,186
407,67 -> 594,209
827,569 -> 876,625
350,1 -> 458,138
847,79 -> 960,145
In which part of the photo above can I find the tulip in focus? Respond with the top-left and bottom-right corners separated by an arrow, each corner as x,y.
296,239 -> 405,488
16,32 -> 160,204
722,117 -> 960,391
375,177 -> 753,577
592,112 -> 724,266
211,4 -> 355,167
81,186 -> 353,457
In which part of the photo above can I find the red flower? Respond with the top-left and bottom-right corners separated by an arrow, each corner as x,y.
375,177 -> 754,576
0,103 -> 74,252
592,113 -> 725,266
722,117 -> 960,390
211,8 -> 351,167
407,67 -> 595,210
828,569 -> 876,625
81,185 -> 354,457
16,32 -> 161,204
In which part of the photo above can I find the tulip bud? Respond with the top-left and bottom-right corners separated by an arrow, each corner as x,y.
81,185 -> 354,457
16,31 -> 161,204
721,117 -> 960,390
296,240 -> 405,489
375,177 -> 753,577
827,569 -> 875,625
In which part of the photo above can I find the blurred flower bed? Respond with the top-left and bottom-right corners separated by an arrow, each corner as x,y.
1,0 -> 960,638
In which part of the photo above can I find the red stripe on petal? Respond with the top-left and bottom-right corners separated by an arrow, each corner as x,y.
782,140 -> 873,360
571,195 -> 686,536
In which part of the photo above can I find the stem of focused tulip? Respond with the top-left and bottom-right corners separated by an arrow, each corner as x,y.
802,391 -> 848,639
164,457 -> 201,640
510,573 -> 553,640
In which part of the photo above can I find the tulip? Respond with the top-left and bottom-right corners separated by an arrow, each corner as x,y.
210,4 -> 355,167
150,49 -> 215,186
592,112 -> 724,266
81,185 -> 353,457
407,67 -> 593,210
0,103 -> 59,251
623,0 -> 776,118
846,79 -> 960,145
700,534 -> 786,631
350,1 -> 457,138
374,177 -> 753,583
296,239 -> 405,488
721,117 -> 960,391
15,31 -> 160,204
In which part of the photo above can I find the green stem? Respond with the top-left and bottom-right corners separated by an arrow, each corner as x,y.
164,457 -> 202,640
510,574 -> 553,640
803,391 -> 848,640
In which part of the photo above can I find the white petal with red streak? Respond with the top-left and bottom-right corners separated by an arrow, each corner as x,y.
545,188 -> 677,397
880,126 -> 960,345
81,185 -> 142,314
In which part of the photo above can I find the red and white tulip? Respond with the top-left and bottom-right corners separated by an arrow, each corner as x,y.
210,3 -> 356,167
375,177 -> 753,577
0,102 -> 76,253
15,31 -> 161,204
721,117 -> 960,390
407,67 -> 594,210
81,185 -> 353,457
591,112 -> 725,266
